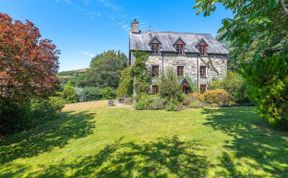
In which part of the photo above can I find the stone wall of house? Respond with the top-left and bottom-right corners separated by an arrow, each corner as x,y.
144,54 -> 228,88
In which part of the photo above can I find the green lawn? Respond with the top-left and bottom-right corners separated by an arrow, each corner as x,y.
1,101 -> 288,177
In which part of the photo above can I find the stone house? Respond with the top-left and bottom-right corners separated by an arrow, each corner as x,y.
128,19 -> 228,94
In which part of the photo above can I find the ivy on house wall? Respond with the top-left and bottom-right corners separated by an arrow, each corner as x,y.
117,51 -> 150,98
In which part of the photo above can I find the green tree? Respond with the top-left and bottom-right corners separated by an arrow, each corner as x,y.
76,50 -> 127,88
194,0 -> 288,127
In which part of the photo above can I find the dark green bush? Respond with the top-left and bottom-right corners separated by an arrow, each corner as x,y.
0,97 -> 65,136
243,55 -> 288,128
82,87 -> 102,101
28,97 -> 65,126
0,101 -> 30,135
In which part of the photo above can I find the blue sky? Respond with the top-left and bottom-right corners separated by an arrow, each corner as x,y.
0,0 -> 232,71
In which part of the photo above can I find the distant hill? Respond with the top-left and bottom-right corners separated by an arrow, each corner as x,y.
58,68 -> 88,83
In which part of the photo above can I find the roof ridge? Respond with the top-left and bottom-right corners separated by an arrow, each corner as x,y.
140,30 -> 212,36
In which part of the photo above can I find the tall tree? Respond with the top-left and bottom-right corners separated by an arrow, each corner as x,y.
76,50 -> 127,88
194,0 -> 288,67
194,0 -> 288,128
0,13 -> 59,103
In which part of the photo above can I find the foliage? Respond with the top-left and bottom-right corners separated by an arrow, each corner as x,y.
0,97 -> 64,135
0,13 -> 59,135
243,55 -> 288,128
100,87 -> 116,99
203,89 -> 231,106
117,66 -> 134,97
82,87 -> 102,102
133,51 -> 151,96
134,95 -> 165,110
0,101 -> 30,135
61,84 -> 79,103
194,0 -> 288,127
0,13 -> 59,103
76,50 -> 127,88
58,68 -> 87,85
28,97 -> 65,126
183,94 -> 205,108
165,98 -> 182,111
117,51 -> 150,98
194,0 -> 288,69
159,68 -> 184,103
190,99 -> 204,108
209,71 -> 249,103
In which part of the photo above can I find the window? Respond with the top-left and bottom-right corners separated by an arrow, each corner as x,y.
200,84 -> 207,94
177,66 -> 184,77
199,44 -> 206,56
152,65 -> 159,77
151,43 -> 160,55
200,66 -> 207,78
152,85 -> 159,94
176,44 -> 185,55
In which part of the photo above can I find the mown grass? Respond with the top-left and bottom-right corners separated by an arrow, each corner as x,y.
1,101 -> 288,177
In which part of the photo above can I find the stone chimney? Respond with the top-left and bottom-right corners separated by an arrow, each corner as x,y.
131,19 -> 139,33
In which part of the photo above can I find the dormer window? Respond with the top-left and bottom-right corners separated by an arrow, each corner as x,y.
151,43 -> 160,55
197,39 -> 208,56
149,37 -> 161,55
199,44 -> 206,56
174,38 -> 185,55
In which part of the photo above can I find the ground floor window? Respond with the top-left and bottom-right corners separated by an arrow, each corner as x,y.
200,84 -> 207,94
152,85 -> 159,94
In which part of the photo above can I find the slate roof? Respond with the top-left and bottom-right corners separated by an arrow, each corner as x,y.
129,31 -> 228,55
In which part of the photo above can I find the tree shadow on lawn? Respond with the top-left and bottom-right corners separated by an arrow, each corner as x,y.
34,136 -> 210,178
0,111 -> 96,164
202,107 -> 288,177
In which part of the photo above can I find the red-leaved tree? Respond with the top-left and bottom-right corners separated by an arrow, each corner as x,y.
0,13 -> 59,103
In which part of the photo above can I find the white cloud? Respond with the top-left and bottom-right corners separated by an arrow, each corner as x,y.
80,51 -> 95,58
56,0 -> 152,32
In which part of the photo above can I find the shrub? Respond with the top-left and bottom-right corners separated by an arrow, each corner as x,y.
183,94 -> 205,108
0,97 -> 65,135
159,68 -> 184,103
82,87 -> 102,101
100,87 -> 116,99
243,55 -> 288,128
190,99 -> 204,108
209,71 -> 249,104
203,89 -> 231,106
134,100 -> 145,110
61,84 -> 79,103
134,95 -> 165,110
28,97 -> 65,126
0,101 -> 30,135
165,98 -> 182,111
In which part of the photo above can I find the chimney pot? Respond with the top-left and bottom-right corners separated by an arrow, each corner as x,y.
131,19 -> 139,34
